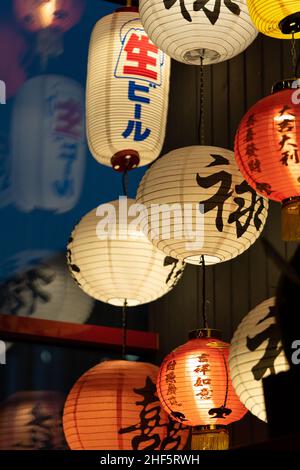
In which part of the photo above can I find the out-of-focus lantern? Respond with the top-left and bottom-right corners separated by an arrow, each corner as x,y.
235,80 -> 300,240
157,330 -> 247,450
136,146 -> 268,265
0,391 -> 67,450
67,198 -> 185,306
63,360 -> 189,450
86,7 -> 170,171
10,75 -> 86,213
247,0 -> 300,39
139,0 -> 257,65
229,298 -> 290,422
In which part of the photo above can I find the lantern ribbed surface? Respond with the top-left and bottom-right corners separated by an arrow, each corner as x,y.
247,0 -> 300,39
86,8 -> 170,169
136,146 -> 268,265
229,298 -> 290,422
139,0 -> 257,65
67,198 -> 185,306
0,392 -> 67,450
63,360 -> 189,450
157,336 -> 247,427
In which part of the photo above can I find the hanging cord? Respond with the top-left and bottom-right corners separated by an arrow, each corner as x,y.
122,299 -> 128,360
291,33 -> 298,77
200,255 -> 209,329
294,40 -> 300,77
122,168 -> 129,197
198,56 -> 205,146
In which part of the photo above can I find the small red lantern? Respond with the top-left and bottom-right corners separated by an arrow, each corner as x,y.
157,330 -> 247,450
235,79 -> 300,241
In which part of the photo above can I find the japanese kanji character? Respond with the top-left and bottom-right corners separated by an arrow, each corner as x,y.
124,33 -> 158,81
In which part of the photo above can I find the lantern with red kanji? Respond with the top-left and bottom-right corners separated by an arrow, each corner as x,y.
157,330 -> 247,450
235,79 -> 300,241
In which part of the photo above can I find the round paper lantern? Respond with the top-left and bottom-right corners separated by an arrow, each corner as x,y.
67,198 -> 185,306
235,82 -> 300,240
136,146 -> 268,265
11,75 -> 86,213
247,0 -> 300,39
157,330 -> 247,450
229,298 -> 290,422
0,391 -> 67,450
63,360 -> 189,450
0,252 -> 94,324
139,0 -> 257,65
86,7 -> 170,171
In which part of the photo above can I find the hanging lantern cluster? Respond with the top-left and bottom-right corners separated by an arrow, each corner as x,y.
235,80 -> 300,240
136,146 -> 268,265
63,360 -> 189,450
86,7 -> 170,171
229,298 -> 290,422
139,0 -> 258,65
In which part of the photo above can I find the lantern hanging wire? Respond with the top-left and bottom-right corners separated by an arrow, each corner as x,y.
198,56 -> 205,146
122,299 -> 128,360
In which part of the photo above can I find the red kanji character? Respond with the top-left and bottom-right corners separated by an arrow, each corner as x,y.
55,100 -> 82,139
124,33 -> 159,81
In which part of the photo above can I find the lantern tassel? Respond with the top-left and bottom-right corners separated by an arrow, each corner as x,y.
191,426 -> 229,451
282,198 -> 300,241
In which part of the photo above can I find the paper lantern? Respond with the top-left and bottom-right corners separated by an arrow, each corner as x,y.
0,391 -> 67,450
86,7 -> 170,171
247,0 -> 300,38
67,198 -> 185,306
136,146 -> 268,265
157,330 -> 247,450
235,81 -> 300,240
63,360 -> 189,450
10,75 -> 86,213
229,298 -> 290,422
139,0 -> 257,65
0,252 -> 94,324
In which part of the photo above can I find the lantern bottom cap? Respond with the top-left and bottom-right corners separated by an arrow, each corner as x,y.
185,254 -> 221,265
279,12 -> 300,35
183,48 -> 220,65
191,426 -> 229,451
107,297 -> 140,307
282,198 -> 300,241
111,150 -> 140,173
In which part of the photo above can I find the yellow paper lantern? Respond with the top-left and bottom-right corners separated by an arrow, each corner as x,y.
247,0 -> 300,38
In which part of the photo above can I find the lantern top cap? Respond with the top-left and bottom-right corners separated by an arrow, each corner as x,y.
189,328 -> 222,340
272,78 -> 300,94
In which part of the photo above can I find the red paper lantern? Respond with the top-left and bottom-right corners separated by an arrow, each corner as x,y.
157,330 -> 247,449
63,360 -> 189,450
235,80 -> 300,240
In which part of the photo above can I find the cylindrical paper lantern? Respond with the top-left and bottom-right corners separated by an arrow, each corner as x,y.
229,298 -> 290,422
235,82 -> 300,240
11,75 -> 86,213
67,198 -> 185,306
0,391 -> 67,450
86,7 -> 170,171
157,330 -> 247,450
63,360 -> 189,450
136,146 -> 268,265
247,0 -> 300,38
139,0 -> 257,65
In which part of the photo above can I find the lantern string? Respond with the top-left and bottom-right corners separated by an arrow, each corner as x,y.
122,299 -> 128,360
198,56 -> 205,146
122,168 -> 129,197
200,255 -> 209,329
291,33 -> 297,77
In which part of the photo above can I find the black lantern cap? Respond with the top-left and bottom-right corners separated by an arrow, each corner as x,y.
279,12 -> 300,35
189,328 -> 222,340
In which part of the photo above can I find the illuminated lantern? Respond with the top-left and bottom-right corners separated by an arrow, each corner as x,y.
139,0 -> 257,65
0,252 -> 94,324
63,360 -> 189,450
247,0 -> 300,39
0,391 -> 67,450
86,7 -> 170,171
11,75 -> 86,213
229,298 -> 290,422
235,80 -> 300,240
136,146 -> 268,265
67,198 -> 185,306
157,330 -> 247,450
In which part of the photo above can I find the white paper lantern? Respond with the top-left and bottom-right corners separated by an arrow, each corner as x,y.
139,0 -> 258,65
11,75 -> 86,213
86,7 -> 170,171
229,298 -> 290,422
67,198 -> 185,306
136,146 -> 268,265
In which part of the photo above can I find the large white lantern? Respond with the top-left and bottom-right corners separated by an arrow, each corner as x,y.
86,7 -> 170,171
136,146 -> 268,265
229,298 -> 290,422
67,198 -> 185,306
139,0 -> 258,65
10,75 -> 86,213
